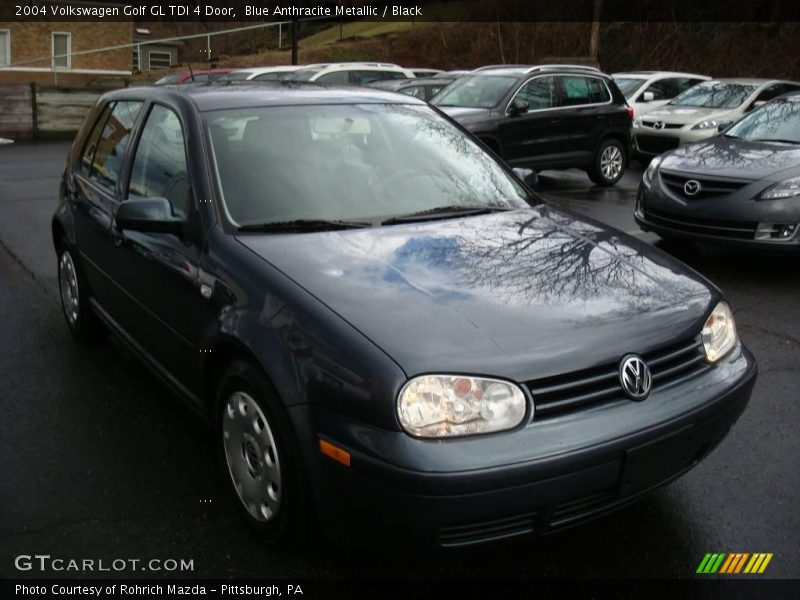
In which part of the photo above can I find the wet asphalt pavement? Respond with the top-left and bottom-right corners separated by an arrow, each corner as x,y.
0,142 -> 798,580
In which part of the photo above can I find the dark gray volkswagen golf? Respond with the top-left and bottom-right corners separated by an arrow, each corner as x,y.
636,92 -> 800,252
53,83 -> 756,547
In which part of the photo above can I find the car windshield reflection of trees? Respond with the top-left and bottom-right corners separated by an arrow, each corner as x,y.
378,208 -> 703,314
671,83 -> 756,109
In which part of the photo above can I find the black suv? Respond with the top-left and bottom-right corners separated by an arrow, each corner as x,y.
433,65 -> 633,186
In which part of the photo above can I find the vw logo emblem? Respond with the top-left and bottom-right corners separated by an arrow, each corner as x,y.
619,355 -> 652,401
684,179 -> 702,196
654,121 -> 666,130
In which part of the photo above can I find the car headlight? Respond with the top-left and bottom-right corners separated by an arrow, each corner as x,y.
397,375 -> 528,438
642,155 -> 663,188
759,176 -> 800,200
692,120 -> 732,131
701,302 -> 737,362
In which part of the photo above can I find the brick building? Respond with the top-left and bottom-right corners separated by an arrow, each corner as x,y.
0,18 -> 133,86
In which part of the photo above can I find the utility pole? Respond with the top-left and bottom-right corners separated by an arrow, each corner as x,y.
589,0 -> 603,65
291,19 -> 298,65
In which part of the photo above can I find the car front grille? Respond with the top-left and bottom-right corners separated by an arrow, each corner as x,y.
643,207 -> 758,240
660,170 -> 750,200
636,134 -> 680,154
641,120 -> 683,129
525,335 -> 710,419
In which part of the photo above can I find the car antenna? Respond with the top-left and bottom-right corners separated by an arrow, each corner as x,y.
187,62 -> 195,82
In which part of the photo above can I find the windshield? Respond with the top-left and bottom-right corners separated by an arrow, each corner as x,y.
613,77 -> 645,99
285,69 -> 321,82
206,104 -> 532,228
725,98 -> 800,143
669,81 -> 757,109
154,74 -> 182,85
432,75 -> 519,109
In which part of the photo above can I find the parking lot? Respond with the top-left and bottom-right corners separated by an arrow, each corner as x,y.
0,141 -> 798,579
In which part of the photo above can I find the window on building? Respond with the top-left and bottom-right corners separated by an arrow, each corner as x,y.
148,51 -> 172,70
0,30 -> 10,67
52,32 -> 71,69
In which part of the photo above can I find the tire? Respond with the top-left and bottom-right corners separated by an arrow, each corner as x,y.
56,242 -> 105,342
589,138 -> 626,187
216,360 -> 309,545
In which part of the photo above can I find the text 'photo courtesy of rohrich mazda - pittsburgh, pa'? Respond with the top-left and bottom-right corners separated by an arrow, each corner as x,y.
4,0 -> 800,593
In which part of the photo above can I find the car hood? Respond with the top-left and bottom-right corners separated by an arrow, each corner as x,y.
645,105 -> 736,124
661,137 -> 800,181
438,106 -> 494,124
237,207 -> 715,381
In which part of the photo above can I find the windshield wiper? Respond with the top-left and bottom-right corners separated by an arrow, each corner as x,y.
237,218 -> 372,232
381,205 -> 511,225
751,138 -> 800,145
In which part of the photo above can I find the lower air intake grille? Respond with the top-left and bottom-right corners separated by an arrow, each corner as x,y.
437,512 -> 538,547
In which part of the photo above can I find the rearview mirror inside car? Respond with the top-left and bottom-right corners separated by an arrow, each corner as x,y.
115,197 -> 185,236
513,167 -> 538,189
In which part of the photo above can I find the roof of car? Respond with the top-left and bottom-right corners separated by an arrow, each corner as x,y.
104,82 -> 428,111
368,77 -> 453,90
232,66 -> 302,75
469,65 -> 609,78
612,71 -> 710,79
714,78 -> 788,85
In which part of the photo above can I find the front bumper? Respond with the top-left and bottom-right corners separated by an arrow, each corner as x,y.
635,176 -> 800,252
634,127 -> 715,156
290,343 -> 757,547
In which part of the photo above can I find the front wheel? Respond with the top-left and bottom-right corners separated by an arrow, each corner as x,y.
217,360 -> 309,545
589,139 -> 626,186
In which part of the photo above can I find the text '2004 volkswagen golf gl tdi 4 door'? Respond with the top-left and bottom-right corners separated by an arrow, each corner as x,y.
54,83 -> 756,548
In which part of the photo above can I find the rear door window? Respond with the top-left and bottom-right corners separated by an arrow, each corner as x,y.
87,101 -> 143,192
316,70 -> 351,84
559,76 -> 610,106
352,70 -> 405,85
79,103 -> 114,177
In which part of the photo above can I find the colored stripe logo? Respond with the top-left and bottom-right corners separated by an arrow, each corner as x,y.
697,552 -> 773,574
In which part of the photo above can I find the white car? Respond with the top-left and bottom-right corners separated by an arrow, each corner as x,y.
612,71 -> 709,118
287,64 -> 416,85
222,66 -> 304,82
633,78 -> 800,156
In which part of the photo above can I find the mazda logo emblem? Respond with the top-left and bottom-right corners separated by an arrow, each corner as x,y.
684,180 -> 702,196
654,121 -> 666,130
619,355 -> 652,400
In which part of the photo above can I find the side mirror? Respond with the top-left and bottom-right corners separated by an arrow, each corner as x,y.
513,167 -> 538,189
115,197 -> 185,236
717,122 -> 732,133
508,99 -> 529,116
641,91 -> 655,102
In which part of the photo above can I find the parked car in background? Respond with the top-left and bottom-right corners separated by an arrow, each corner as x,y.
612,71 -> 710,117
432,65 -> 633,186
154,68 -> 239,85
367,77 -> 456,101
409,68 -> 444,78
54,83 -> 756,548
636,91 -> 800,252
633,78 -> 800,156
220,66 -> 303,81
435,70 -> 471,78
287,63 -> 416,84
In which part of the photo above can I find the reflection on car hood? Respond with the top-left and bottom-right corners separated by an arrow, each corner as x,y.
237,207 -> 715,381
645,105 -> 734,124
661,137 -> 800,180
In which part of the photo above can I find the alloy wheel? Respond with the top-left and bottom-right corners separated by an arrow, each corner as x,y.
600,145 -> 623,181
58,251 -> 80,326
